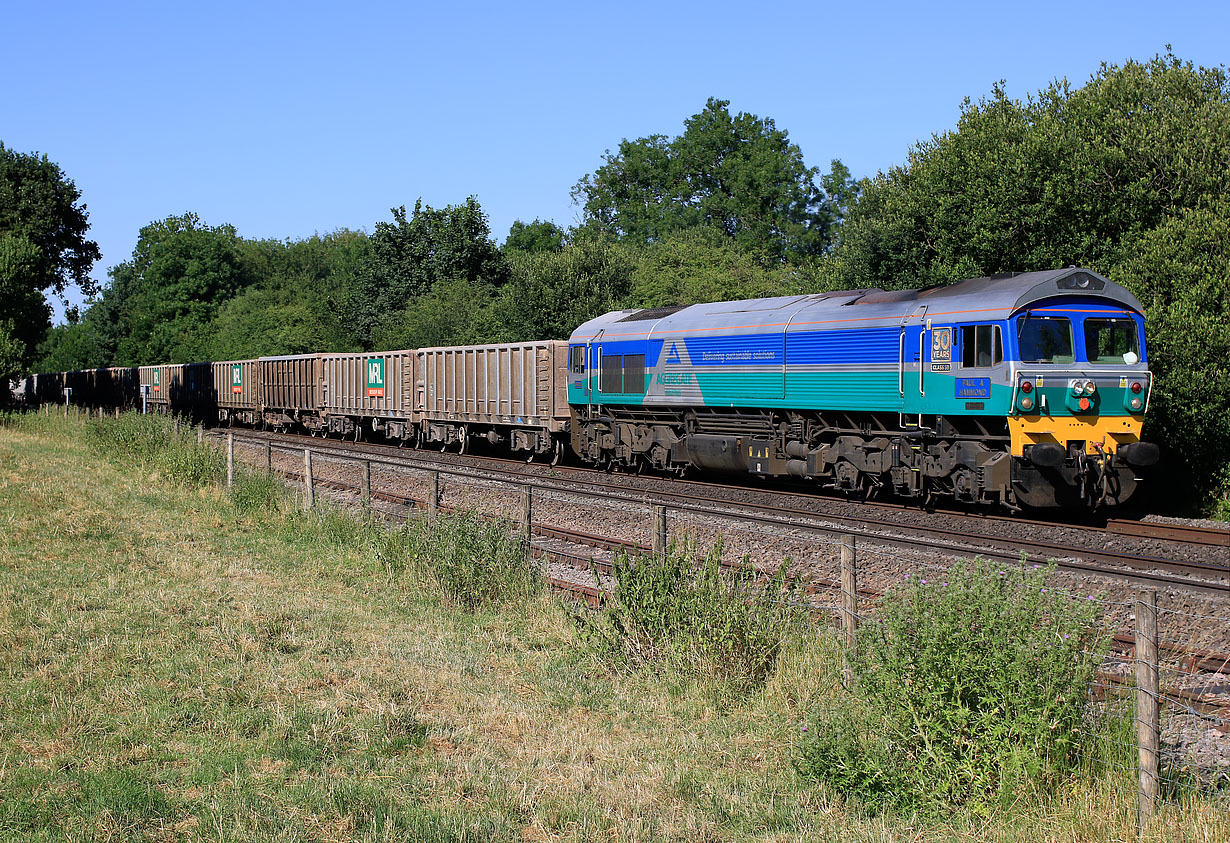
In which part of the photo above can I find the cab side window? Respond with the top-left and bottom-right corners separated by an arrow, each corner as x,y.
569,346 -> 585,374
960,325 -> 1002,368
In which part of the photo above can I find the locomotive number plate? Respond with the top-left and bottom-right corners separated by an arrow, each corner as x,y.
931,328 -> 952,363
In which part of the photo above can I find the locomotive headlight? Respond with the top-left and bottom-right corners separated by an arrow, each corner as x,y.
1129,396 -> 1143,410
1083,381 -> 1097,395
1020,396 -> 1034,411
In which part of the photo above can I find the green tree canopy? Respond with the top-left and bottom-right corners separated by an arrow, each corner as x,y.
573,98 -> 849,261
505,219 -> 566,254
0,143 -> 100,379
831,53 -> 1230,289
98,213 -> 253,365
625,227 -> 812,309
828,51 -> 1230,510
350,197 -> 508,347
489,234 -> 636,342
1113,201 -> 1230,510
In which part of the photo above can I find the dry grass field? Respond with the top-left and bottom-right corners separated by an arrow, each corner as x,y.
0,412 -> 1225,842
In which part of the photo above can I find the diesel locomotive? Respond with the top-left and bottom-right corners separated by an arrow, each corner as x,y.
11,267 -> 1157,509
567,267 -> 1157,508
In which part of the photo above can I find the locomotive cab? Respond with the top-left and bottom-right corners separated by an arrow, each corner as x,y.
1005,293 -> 1156,507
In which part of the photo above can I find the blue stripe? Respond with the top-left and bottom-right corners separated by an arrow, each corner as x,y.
787,328 -> 901,365
684,335 -> 784,366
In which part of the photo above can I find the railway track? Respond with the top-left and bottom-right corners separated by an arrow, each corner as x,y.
211,427 -> 1230,596
207,429 -> 1230,717
210,427 -> 1230,550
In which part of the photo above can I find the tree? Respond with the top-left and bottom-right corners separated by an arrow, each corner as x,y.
626,227 -> 810,308
489,234 -> 636,342
573,98 -> 845,261
209,229 -> 370,357
99,213 -> 252,365
1113,202 -> 1230,511
0,143 -> 100,378
505,218 -> 566,254
831,53 -> 1230,289
350,197 -> 507,347
828,51 -> 1230,512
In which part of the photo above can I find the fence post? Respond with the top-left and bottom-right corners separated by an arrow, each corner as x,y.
265,440 -> 272,474
1136,590 -> 1160,828
428,471 -> 440,517
226,433 -> 234,488
196,424 -> 203,445
173,418 -> 179,437
361,460 -> 371,508
652,505 -> 668,559
519,486 -> 533,540
841,535 -> 858,689
303,449 -> 315,510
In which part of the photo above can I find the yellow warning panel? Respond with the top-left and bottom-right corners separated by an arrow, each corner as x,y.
1008,414 -> 1143,456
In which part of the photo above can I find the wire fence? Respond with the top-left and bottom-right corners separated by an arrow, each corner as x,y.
212,430 -> 1230,817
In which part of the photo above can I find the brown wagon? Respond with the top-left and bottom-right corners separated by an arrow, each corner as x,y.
414,340 -> 569,459
139,364 -> 183,414
259,354 -> 322,430
319,350 -> 416,441
211,359 -> 260,425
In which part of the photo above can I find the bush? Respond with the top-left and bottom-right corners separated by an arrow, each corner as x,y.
796,560 -> 1106,817
574,539 -> 802,690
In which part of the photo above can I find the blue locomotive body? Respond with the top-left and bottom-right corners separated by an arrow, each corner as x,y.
567,267 -> 1156,508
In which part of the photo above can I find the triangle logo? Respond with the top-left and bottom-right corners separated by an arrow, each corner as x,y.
665,342 -> 682,365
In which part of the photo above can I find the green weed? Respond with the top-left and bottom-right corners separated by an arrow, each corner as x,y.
402,511 -> 541,609
574,539 -> 804,692
796,559 -> 1108,818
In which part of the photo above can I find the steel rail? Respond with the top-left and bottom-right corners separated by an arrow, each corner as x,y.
211,428 -> 1230,594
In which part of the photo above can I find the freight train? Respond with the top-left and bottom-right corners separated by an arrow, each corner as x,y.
10,267 -> 1158,509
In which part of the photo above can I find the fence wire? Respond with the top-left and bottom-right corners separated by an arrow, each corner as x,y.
221,436 -> 1230,812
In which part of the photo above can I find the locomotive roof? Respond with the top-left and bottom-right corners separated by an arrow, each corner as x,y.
571,267 -> 1143,340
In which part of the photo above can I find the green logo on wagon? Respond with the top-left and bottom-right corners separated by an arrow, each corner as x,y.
231,363 -> 243,393
153,369 -> 160,392
366,358 -> 385,397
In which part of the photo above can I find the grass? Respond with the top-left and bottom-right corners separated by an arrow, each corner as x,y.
0,410 -> 1227,841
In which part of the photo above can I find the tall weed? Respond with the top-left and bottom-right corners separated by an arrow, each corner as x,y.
401,511 -> 540,609
83,412 -> 282,511
574,539 -> 803,691
796,559 -> 1107,817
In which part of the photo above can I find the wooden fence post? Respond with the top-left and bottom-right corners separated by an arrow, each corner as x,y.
1136,590 -> 1160,828
652,505 -> 668,559
361,460 -> 371,508
265,440 -> 272,474
303,449 -> 315,510
226,433 -> 235,488
428,471 -> 440,517
196,424 -> 203,445
841,535 -> 858,689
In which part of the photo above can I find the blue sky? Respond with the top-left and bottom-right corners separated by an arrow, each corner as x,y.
6,1 -> 1229,319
